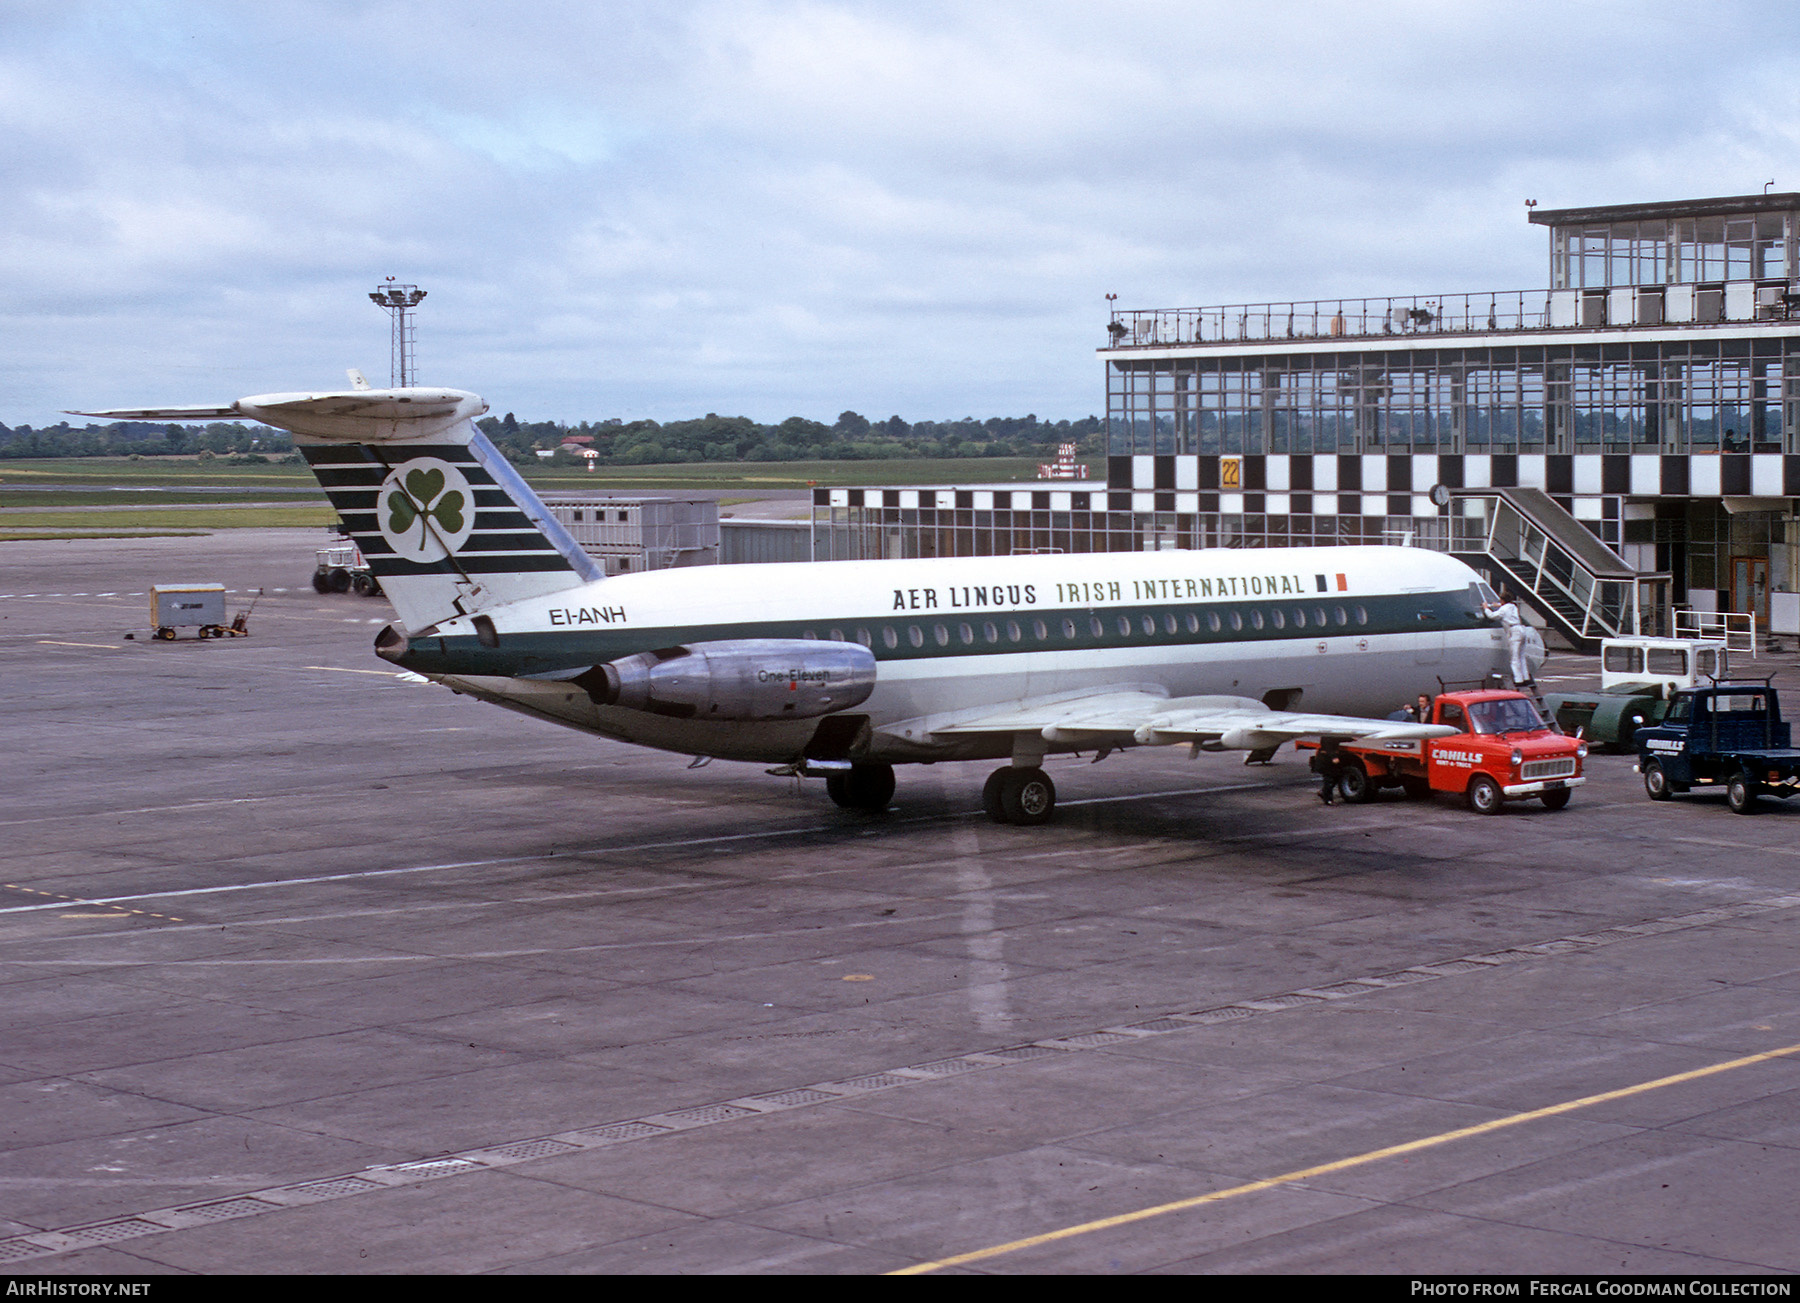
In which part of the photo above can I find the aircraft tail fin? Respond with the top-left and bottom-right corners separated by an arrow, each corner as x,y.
73,388 -> 602,631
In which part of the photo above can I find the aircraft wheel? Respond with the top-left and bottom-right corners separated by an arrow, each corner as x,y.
827,763 -> 894,811
982,769 -> 1009,823
1727,771 -> 1760,815
999,767 -> 1056,826
311,570 -> 332,594
1540,788 -> 1572,811
1338,760 -> 1377,803
1467,774 -> 1504,815
1643,761 -> 1673,801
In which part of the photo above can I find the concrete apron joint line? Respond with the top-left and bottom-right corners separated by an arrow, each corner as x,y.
4,888 -> 1799,1265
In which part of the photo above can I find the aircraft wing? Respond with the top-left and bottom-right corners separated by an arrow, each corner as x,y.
925,689 -> 1457,751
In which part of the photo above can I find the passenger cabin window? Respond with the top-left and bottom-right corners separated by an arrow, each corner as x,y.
882,627 -> 898,649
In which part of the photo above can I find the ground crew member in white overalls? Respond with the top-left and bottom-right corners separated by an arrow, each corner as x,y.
1484,588 -> 1532,688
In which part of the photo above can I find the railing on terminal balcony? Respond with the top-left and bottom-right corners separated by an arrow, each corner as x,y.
1107,292 -> 1551,348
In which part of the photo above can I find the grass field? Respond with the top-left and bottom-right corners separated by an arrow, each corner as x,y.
0,455 -> 1096,495
0,506 -> 338,531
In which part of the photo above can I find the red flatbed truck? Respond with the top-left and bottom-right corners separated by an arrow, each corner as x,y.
1303,688 -> 1587,814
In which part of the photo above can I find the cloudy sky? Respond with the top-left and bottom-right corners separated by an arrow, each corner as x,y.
8,0 -> 1800,428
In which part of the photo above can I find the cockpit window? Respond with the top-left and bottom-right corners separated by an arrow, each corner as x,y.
1467,698 -> 1546,734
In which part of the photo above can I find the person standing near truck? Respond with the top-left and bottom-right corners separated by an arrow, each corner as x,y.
1484,588 -> 1533,688
1312,743 -> 1347,805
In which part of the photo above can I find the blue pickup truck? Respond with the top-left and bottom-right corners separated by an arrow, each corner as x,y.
1636,681 -> 1800,814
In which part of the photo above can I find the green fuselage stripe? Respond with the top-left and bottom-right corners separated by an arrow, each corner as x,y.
398,589 -> 1482,679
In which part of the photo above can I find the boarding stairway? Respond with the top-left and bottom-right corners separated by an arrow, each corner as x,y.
1447,487 -> 1658,653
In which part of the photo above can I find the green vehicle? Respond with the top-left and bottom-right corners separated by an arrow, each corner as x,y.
1542,637 -> 1729,753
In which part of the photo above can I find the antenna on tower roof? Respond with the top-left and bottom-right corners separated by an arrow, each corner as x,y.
368,278 -> 427,388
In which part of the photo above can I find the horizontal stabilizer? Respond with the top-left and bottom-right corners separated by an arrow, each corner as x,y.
71,387 -> 487,443
69,403 -> 241,421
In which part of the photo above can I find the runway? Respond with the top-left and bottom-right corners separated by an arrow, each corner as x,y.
3,530 -> 1798,1274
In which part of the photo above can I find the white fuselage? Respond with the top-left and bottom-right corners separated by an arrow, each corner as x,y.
418,544 -> 1507,766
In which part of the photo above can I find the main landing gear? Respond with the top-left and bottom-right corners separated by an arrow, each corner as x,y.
821,761 -> 1060,825
825,763 -> 895,811
982,766 -> 1057,825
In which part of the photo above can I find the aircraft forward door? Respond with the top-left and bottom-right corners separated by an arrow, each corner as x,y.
1412,596 -> 1445,665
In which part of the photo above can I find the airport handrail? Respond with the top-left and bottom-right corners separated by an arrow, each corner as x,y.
1105,291 -> 1550,348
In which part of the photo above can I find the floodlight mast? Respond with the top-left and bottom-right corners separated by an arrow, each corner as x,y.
368,279 -> 427,388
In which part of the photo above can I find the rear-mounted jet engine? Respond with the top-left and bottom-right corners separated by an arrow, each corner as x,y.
578,639 -> 877,721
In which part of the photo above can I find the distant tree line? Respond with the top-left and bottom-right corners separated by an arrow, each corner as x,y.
0,421 -> 294,461
0,410 -> 1102,465
477,410 -> 1104,466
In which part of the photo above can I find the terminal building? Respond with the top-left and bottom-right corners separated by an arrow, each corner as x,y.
813,193 -> 1800,648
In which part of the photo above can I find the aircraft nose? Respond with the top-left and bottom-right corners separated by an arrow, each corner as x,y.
374,624 -> 410,663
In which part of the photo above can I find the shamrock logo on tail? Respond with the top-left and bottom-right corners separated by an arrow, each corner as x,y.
386,467 -> 466,551
375,457 -> 477,562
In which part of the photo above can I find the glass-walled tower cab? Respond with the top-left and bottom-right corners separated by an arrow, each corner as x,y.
1546,195 -> 1798,303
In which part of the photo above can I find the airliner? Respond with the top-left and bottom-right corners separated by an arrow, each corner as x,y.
78,383 -> 1518,824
